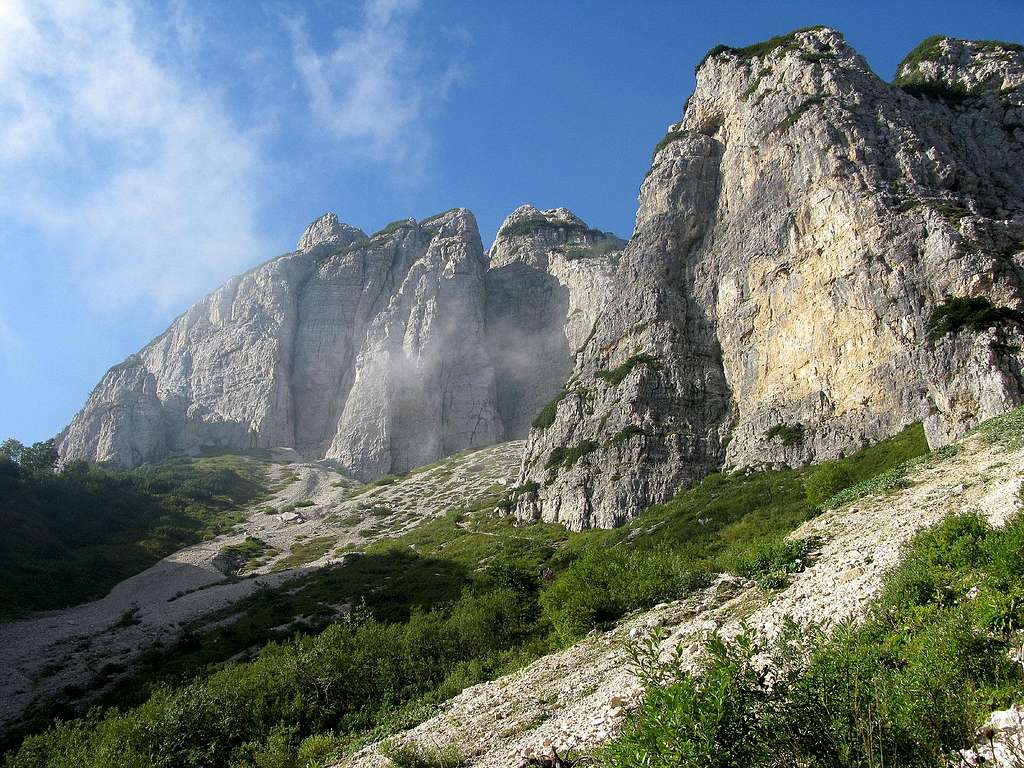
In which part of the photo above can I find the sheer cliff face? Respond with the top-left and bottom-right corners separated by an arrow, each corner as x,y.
59,207 -> 610,478
60,210 -> 506,477
485,205 -> 621,438
61,28 -> 1024,529
513,28 -> 1024,529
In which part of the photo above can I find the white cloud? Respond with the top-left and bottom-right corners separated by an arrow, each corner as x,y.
0,0 -> 268,311
285,0 -> 465,164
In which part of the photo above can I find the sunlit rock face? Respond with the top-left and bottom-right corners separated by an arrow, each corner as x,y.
58,207 -> 618,480
512,28 -> 1024,529
61,28 -> 1024,528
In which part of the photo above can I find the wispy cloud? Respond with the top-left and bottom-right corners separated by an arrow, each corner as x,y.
0,0 -> 267,311
284,0 -> 466,165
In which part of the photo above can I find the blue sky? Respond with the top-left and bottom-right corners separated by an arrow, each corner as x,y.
1,0 -> 1021,444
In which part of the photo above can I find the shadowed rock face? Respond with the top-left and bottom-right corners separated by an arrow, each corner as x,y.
61,28 -> 1024,528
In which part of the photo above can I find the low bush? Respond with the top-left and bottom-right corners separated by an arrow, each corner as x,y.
765,422 -> 803,446
595,355 -> 661,387
371,219 -> 417,239
728,537 -> 816,589
385,743 -> 465,768
775,95 -> 824,132
927,296 -> 1024,342
803,461 -> 855,505
532,390 -> 568,430
696,26 -> 827,72
545,440 -> 598,472
607,425 -> 648,448
272,536 -> 337,571
541,549 -> 711,643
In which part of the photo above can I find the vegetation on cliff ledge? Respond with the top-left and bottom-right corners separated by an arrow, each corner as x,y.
695,25 -> 827,72
927,296 -> 1024,342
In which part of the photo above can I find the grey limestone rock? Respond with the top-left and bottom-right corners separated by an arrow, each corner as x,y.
61,28 -> 1024,530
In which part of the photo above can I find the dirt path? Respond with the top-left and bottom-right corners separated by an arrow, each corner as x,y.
0,442 -> 523,735
338,432 -> 1024,767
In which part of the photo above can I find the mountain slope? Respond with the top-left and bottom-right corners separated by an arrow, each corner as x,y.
342,412 -> 1024,767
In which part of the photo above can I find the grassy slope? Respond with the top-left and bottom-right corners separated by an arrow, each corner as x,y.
0,455 -> 265,621
603,411 -> 1024,767
3,424 -> 930,767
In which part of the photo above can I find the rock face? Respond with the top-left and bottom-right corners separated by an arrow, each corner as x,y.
59,208 -> 619,479
62,28 -> 1024,529
512,28 -> 1024,529
485,205 -> 622,437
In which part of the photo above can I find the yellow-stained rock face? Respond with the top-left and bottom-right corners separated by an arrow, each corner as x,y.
515,26 -> 1024,529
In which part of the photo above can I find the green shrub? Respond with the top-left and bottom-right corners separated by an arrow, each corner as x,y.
385,743 -> 465,768
696,26 -> 827,72
419,208 -> 461,228
496,481 -> 541,512
296,731 -> 344,764
971,404 -> 1024,450
540,549 -> 710,643
608,425 -> 648,448
926,296 -> 1024,342
898,79 -> 973,102
765,422 -> 803,447
896,34 -> 946,74
596,355 -> 661,386
217,537 -> 276,574
371,219 -> 417,239
651,129 -> 687,161
603,628 -> 795,768
775,95 -> 824,132
928,201 -> 970,225
272,536 -> 336,571
728,537 -> 816,589
532,390 -> 568,430
545,440 -> 598,472
804,461 -> 855,505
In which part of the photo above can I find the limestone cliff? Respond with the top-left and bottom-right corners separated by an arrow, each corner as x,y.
512,27 -> 1024,528
61,28 -> 1024,529
58,207 -> 615,479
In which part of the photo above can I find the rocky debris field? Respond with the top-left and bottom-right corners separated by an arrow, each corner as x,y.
0,441 -> 523,734
339,429 -> 1024,767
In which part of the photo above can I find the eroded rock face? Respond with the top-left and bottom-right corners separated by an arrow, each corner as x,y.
61,28 -> 1024,529
512,27 -> 1024,529
485,205 -> 622,438
59,208 -> 619,479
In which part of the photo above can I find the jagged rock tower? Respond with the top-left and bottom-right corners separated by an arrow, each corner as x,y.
61,28 -> 1024,528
